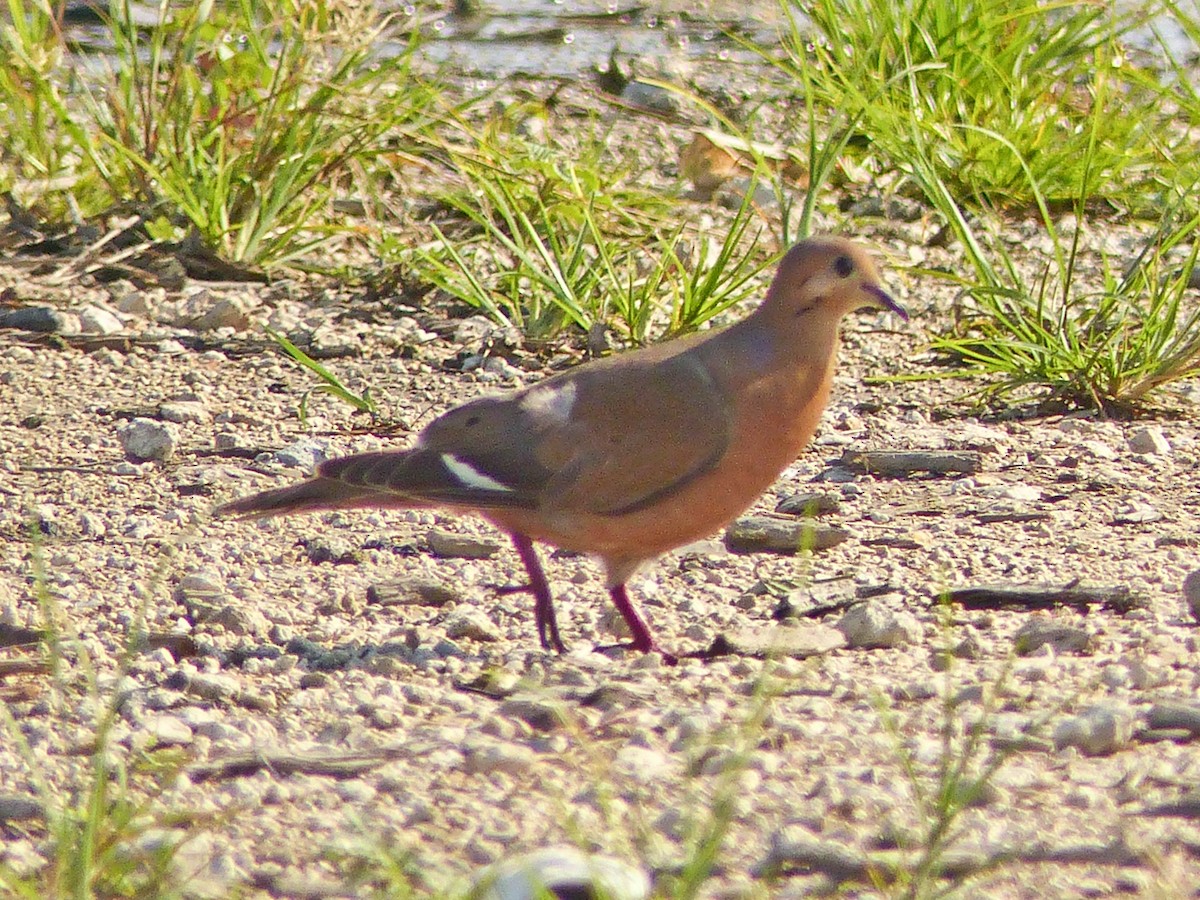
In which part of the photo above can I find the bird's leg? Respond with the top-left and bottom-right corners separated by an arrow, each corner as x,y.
607,585 -> 678,666
509,533 -> 566,653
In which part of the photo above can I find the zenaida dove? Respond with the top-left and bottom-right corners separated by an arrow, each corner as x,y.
217,236 -> 906,662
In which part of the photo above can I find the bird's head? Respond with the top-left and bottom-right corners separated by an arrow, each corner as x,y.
763,236 -> 907,323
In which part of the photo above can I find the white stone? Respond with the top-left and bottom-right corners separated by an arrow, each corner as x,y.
1053,704 -> 1134,756
77,305 -> 124,335
159,400 -> 210,424
1127,426 -> 1171,456
117,417 -> 179,461
475,847 -> 650,900
463,741 -> 535,776
444,609 -> 501,643
837,602 -> 921,649
137,715 -> 194,748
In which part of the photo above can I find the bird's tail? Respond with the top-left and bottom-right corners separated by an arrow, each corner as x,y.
214,476 -> 393,519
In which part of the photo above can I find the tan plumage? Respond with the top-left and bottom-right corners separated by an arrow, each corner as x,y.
217,236 -> 906,662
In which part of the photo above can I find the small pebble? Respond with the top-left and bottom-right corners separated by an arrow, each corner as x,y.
117,417 -> 179,462
427,529 -> 500,559
1127,426 -> 1171,455
444,609 -> 501,643
1053,704 -> 1134,756
837,602 -> 921,649
76,305 -> 124,335
474,846 -> 650,900
724,516 -> 848,553
1014,620 -> 1092,655
0,306 -> 79,333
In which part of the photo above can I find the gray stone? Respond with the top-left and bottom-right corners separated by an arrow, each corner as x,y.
112,282 -> 155,316
1146,702 -> 1200,736
117,417 -> 179,461
839,448 -> 982,476
444,609 -> 501,642
931,633 -> 982,671
427,529 -> 500,559
267,438 -> 329,470
0,306 -> 79,333
1183,570 -> 1200,622
837,602 -> 921,649
453,314 -> 500,345
474,846 -> 650,900
620,80 -> 680,115
1014,620 -> 1092,655
76,304 -> 124,335
177,572 -> 224,602
214,431 -> 245,451
775,490 -> 841,516
754,823 -> 869,880
499,695 -> 569,732
613,745 -> 673,779
367,578 -> 461,607
1112,501 -> 1163,525
191,295 -> 254,331
1053,704 -> 1134,756
205,604 -> 267,636
463,740 -> 535,776
137,715 -> 195,748
179,672 -> 243,702
717,623 -> 846,658
0,794 -> 43,823
159,400 -> 210,424
724,515 -> 849,553
300,536 -> 361,566
175,572 -> 230,627
333,780 -> 377,804
1127,426 -> 1171,455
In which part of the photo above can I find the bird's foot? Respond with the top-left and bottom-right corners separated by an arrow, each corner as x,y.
539,628 -> 568,654
485,580 -> 566,653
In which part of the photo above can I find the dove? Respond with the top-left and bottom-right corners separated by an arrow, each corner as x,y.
217,236 -> 906,662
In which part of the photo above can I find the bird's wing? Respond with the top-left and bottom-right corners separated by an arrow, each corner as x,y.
367,348 -> 733,516
535,351 -> 734,516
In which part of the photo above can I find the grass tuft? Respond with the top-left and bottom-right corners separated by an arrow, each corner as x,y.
780,0 -> 1170,211
402,107 -> 774,344
0,0 -> 448,267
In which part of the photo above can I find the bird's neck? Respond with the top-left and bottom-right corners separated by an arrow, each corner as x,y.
713,308 -> 844,388
702,309 -> 843,460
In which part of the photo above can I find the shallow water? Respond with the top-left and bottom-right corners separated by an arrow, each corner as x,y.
406,1 -> 787,80
58,1 -> 1199,88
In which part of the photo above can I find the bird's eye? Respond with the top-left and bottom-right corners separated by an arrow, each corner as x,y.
833,255 -> 854,278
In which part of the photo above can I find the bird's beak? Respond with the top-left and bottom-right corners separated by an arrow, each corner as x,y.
863,283 -> 908,321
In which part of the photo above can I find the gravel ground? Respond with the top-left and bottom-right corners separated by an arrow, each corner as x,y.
3,64 -> 1200,899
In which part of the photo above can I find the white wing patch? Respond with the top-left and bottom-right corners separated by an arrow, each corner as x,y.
519,381 -> 577,426
440,454 -> 514,493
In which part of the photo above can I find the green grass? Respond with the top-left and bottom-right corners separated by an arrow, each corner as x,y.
0,0 -> 448,268
777,0 -> 1172,211
0,531 -> 197,899
929,212 -> 1200,409
9,0 -> 1200,407
874,612 -> 1019,899
744,0 -> 1200,410
266,327 -> 381,423
397,106 -> 774,345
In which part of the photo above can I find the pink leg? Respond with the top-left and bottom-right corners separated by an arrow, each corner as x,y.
510,534 -> 565,653
609,584 -> 677,665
